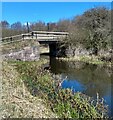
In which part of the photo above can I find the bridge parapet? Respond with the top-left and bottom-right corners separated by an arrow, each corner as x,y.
32,31 -> 69,35
1,31 -> 69,44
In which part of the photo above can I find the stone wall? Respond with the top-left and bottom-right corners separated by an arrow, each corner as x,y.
65,45 -> 112,61
3,46 -> 40,61
65,46 -> 90,57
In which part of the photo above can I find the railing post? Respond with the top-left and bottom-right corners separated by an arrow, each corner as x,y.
22,35 -> 24,40
36,33 -> 37,39
10,37 -> 13,42
31,32 -> 34,39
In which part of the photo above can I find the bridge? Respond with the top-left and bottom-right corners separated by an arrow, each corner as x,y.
1,31 -> 69,60
1,31 -> 69,44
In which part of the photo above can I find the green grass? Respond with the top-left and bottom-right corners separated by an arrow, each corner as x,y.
57,55 -> 111,66
9,59 -> 108,119
80,56 -> 104,64
2,59 -> 57,118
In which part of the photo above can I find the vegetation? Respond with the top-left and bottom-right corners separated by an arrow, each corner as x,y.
57,55 -> 112,67
1,60 -> 57,118
67,7 -> 111,55
1,7 -> 111,58
7,60 -> 108,119
1,6 -> 111,118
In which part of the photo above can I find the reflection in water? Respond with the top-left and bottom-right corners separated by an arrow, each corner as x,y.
62,79 -> 86,92
49,57 -> 112,116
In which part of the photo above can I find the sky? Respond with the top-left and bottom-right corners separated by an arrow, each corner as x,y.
2,2 -> 111,25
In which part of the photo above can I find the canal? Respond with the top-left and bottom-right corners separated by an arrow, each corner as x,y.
42,55 -> 113,117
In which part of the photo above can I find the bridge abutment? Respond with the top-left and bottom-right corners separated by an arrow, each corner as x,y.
49,42 -> 66,57
49,43 -> 57,57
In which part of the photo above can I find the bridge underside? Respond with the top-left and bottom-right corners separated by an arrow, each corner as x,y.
39,41 -> 66,57
38,40 -> 58,44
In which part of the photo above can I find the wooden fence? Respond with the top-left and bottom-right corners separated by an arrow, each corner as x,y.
0,31 -> 69,45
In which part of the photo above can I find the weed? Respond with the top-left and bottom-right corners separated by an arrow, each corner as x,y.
11,60 -> 108,118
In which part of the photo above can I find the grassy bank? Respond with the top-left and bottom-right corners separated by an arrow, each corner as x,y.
56,55 -> 112,66
1,59 -> 57,118
8,59 -> 108,119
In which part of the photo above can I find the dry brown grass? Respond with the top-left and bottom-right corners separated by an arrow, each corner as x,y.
1,61 -> 57,118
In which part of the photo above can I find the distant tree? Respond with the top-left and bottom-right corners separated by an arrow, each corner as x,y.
1,20 -> 10,28
57,19 -> 71,32
30,21 -> 46,31
2,21 -> 24,37
47,22 -> 57,31
11,22 -> 22,30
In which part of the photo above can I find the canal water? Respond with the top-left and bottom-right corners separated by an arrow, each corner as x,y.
41,55 -> 113,117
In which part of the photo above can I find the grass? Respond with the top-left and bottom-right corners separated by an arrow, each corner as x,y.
1,59 -> 57,118
57,55 -> 112,66
8,59 -> 108,119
